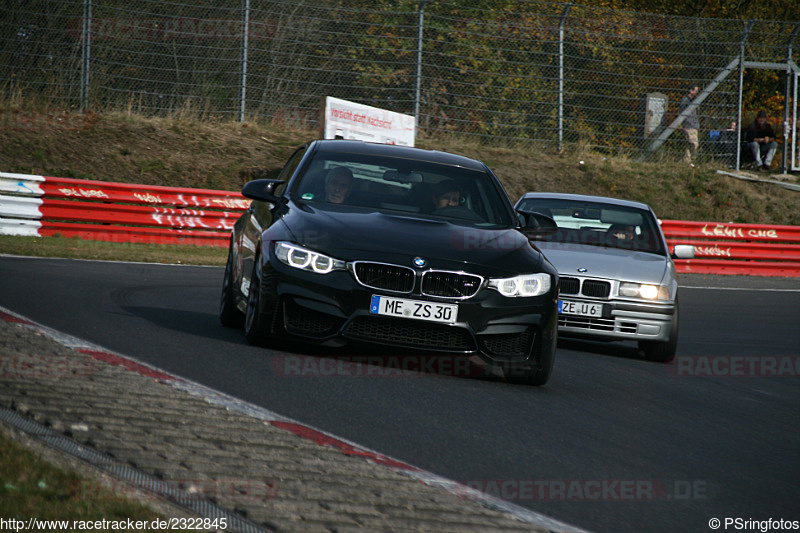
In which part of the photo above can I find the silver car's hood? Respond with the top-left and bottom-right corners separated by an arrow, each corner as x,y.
535,242 -> 669,284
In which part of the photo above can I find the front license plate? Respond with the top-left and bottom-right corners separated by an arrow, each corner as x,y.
370,295 -> 458,324
559,300 -> 603,317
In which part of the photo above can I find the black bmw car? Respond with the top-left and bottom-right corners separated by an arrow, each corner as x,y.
220,139 -> 559,385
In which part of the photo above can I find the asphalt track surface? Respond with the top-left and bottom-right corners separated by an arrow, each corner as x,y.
1,255 -> 798,533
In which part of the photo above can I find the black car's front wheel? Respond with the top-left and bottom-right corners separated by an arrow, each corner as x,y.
244,254 -> 273,346
502,334 -> 556,386
220,240 -> 244,328
504,354 -> 553,386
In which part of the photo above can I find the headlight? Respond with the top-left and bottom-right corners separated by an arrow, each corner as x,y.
488,273 -> 551,297
619,282 -> 669,300
274,242 -> 345,274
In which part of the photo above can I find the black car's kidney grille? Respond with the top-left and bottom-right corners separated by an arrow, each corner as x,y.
559,277 -> 580,295
421,271 -> 482,299
344,316 -> 474,352
352,262 -> 415,293
582,280 -> 611,298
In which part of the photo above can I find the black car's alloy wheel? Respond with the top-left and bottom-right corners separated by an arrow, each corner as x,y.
244,254 -> 277,346
219,240 -> 244,328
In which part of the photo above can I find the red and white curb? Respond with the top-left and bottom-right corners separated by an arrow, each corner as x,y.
0,305 -> 590,533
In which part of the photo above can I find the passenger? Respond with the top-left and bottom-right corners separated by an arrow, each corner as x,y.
324,167 -> 354,204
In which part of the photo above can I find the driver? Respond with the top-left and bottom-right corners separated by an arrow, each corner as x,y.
324,167 -> 354,204
608,224 -> 635,241
430,179 -> 461,210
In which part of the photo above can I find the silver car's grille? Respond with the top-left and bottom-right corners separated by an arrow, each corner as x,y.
352,262 -> 415,293
421,271 -> 483,299
582,280 -> 611,298
559,315 -> 637,334
559,277 -> 580,295
559,277 -> 610,298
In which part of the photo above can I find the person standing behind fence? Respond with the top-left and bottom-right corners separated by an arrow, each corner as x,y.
742,110 -> 778,172
680,85 -> 700,165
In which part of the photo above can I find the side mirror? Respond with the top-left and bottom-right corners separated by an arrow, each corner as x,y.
518,210 -> 558,236
241,179 -> 284,203
671,244 -> 695,259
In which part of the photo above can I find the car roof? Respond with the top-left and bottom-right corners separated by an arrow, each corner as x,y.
517,192 -> 654,212
310,139 -> 487,171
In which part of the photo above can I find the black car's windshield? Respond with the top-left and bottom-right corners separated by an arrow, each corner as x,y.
517,198 -> 666,256
292,152 -> 515,227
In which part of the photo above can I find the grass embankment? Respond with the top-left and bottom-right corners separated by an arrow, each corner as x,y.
1,110 -> 798,265
0,432 -> 164,524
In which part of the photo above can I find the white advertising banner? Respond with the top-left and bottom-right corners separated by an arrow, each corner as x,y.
322,96 -> 416,146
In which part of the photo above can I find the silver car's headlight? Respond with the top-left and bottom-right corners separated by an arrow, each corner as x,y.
488,273 -> 551,297
619,282 -> 670,300
275,242 -> 346,274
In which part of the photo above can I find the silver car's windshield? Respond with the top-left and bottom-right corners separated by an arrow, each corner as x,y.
518,198 -> 667,256
292,153 -> 514,228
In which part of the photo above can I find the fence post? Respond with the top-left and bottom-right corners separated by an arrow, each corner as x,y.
80,0 -> 91,111
781,23 -> 800,173
239,0 -> 250,122
414,0 -> 428,123
735,21 -> 755,171
558,3 -> 572,153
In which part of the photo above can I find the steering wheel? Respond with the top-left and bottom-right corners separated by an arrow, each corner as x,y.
431,205 -> 484,222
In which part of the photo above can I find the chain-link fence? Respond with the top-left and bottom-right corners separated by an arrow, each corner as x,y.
2,0 -> 799,165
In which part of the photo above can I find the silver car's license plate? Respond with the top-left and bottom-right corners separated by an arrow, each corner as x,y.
559,300 -> 603,317
370,295 -> 458,324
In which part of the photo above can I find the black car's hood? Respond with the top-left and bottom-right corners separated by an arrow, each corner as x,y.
279,203 -> 544,276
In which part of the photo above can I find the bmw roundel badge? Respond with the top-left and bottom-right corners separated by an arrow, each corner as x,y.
577,267 -> 588,273
413,257 -> 427,268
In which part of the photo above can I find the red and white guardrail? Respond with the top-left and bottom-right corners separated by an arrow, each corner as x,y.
661,220 -> 800,277
0,172 -> 248,247
1,172 -> 798,276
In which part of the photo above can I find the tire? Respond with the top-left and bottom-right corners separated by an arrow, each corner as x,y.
503,337 -> 556,387
244,254 -> 277,346
639,298 -> 679,363
219,240 -> 244,328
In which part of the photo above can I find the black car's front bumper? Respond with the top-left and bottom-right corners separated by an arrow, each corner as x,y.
256,252 -> 558,367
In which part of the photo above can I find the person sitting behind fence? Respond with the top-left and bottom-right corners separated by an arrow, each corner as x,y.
742,110 -> 778,172
324,167 -> 354,204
